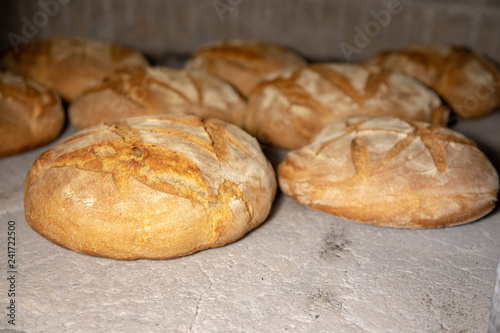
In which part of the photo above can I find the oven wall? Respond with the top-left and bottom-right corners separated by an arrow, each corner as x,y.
1,0 -> 500,63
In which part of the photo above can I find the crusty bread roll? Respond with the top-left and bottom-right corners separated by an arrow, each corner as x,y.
245,64 -> 449,150
367,44 -> 500,119
185,39 -> 306,97
0,71 -> 64,157
0,37 -> 149,102
69,66 -> 246,129
24,115 -> 276,260
278,115 -> 498,228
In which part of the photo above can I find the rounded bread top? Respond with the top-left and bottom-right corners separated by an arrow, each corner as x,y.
185,39 -> 306,96
26,114 -> 276,225
367,44 -> 500,118
0,36 -> 149,101
0,70 -> 60,118
69,66 -> 247,129
0,70 -> 65,157
245,63 -> 448,149
278,115 -> 498,228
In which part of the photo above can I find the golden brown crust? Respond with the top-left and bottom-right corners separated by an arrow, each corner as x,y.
368,44 -> 500,119
24,115 -> 276,260
68,66 -> 247,129
0,37 -> 149,101
0,71 -> 64,157
185,39 -> 306,97
277,116 -> 498,228
244,63 -> 449,150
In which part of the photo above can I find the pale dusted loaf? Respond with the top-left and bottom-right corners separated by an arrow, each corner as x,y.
367,44 -> 500,119
0,71 -> 64,157
24,115 -> 276,260
245,63 -> 449,150
0,37 -> 149,101
69,66 -> 246,129
278,116 -> 498,228
185,39 -> 306,97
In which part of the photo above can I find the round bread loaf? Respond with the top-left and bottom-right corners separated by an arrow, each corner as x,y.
0,37 -> 149,102
245,63 -> 449,150
367,44 -> 500,119
185,39 -> 306,97
69,66 -> 246,129
278,116 -> 498,228
24,115 -> 277,260
0,71 -> 64,157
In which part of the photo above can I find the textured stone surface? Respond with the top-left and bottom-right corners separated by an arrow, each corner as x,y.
491,260 -> 500,332
0,113 -> 499,332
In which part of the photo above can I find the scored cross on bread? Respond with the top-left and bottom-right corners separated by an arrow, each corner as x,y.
24,115 -> 276,260
50,118 -> 250,196
367,44 -> 500,119
278,116 -> 498,228
245,63 -> 449,150
0,71 -> 65,157
69,66 -> 246,129
314,117 -> 475,174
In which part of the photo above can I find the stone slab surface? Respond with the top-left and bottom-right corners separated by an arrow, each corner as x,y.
491,260 -> 500,332
0,113 -> 499,333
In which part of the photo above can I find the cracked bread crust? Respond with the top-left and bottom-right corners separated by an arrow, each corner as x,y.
24,115 -> 277,260
0,37 -> 149,102
69,66 -> 246,129
0,71 -> 64,157
185,39 -> 306,97
244,63 -> 449,150
367,44 -> 500,119
278,116 -> 498,228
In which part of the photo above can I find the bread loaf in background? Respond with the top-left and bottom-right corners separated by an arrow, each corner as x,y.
244,64 -> 449,150
278,115 -> 498,228
24,115 -> 277,260
367,44 -> 500,119
0,37 -> 149,102
185,39 -> 306,97
0,71 -> 64,157
69,66 -> 247,129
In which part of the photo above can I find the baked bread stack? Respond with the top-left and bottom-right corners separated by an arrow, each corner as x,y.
69,66 -> 246,129
24,115 -> 277,260
367,44 -> 500,119
278,115 -> 498,228
244,63 -> 449,149
0,36 -> 149,101
0,71 -> 64,157
185,39 -> 306,97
